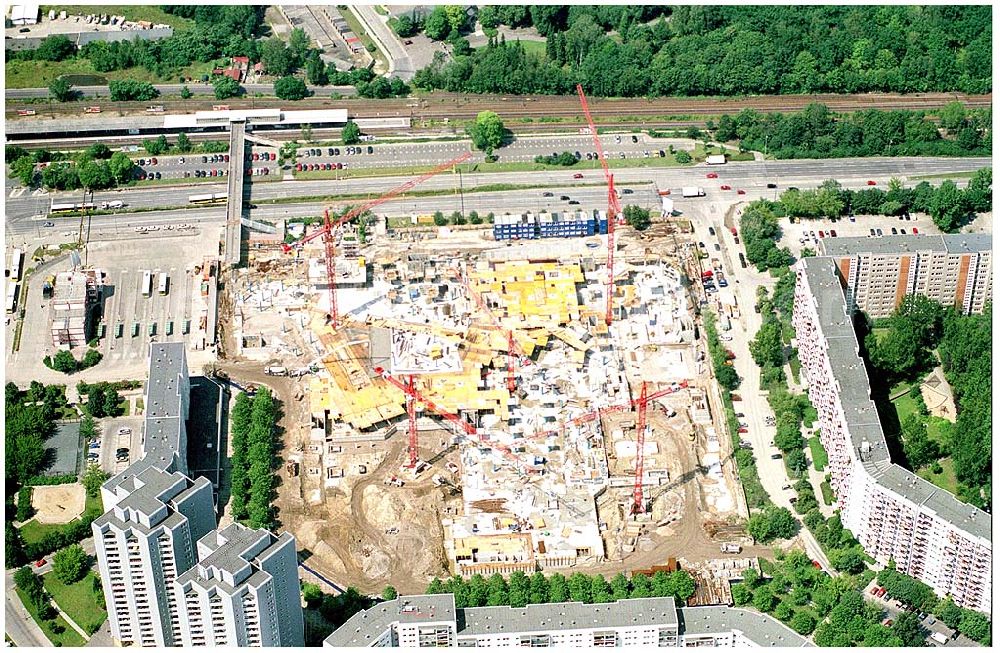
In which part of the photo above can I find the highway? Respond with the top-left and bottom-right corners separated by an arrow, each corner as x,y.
6,157 -> 987,242
7,156 -> 989,227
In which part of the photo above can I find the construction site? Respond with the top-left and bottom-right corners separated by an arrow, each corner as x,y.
216,89 -> 758,594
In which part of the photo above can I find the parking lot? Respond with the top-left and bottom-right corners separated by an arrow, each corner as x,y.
778,211 -> 942,257
864,580 -> 980,647
93,418 -> 143,475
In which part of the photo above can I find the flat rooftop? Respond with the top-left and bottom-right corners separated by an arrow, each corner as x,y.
820,233 -> 992,257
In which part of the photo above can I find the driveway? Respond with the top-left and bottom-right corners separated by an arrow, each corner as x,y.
353,5 -> 415,80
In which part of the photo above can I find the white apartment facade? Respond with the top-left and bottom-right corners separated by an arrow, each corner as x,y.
820,234 -> 992,317
174,524 -> 304,647
324,595 -> 811,647
95,343 -> 304,646
793,257 -> 991,613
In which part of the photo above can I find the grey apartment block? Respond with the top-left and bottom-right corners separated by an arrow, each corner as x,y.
793,257 -> 991,613
324,595 -> 811,647
95,343 -> 304,646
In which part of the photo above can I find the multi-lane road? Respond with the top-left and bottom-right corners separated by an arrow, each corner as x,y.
6,157 -> 988,241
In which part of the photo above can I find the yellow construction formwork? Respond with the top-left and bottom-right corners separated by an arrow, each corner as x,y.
469,261 -> 584,326
453,532 -> 534,560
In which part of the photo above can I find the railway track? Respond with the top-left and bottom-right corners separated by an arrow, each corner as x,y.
6,91 -> 990,122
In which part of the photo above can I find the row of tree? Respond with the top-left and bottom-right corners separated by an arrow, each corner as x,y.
5,383 -> 61,495
44,348 -> 103,374
877,564 -> 991,644
777,170 -> 992,233
425,568 -> 696,608
739,201 -> 793,272
714,104 -> 990,160
410,6 -> 989,97
229,389 -> 280,530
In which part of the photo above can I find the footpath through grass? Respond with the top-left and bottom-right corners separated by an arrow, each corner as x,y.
43,571 -> 107,636
15,587 -> 86,647
808,436 -> 828,471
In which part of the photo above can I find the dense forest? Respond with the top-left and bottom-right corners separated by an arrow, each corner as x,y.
413,5 -> 992,96
713,104 -> 991,159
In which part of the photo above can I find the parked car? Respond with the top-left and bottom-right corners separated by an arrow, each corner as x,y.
737,189 -> 746,195
829,229 -> 837,237
891,227 -> 898,235
766,183 -> 777,189
708,227 -> 716,236
559,195 -> 570,201
737,427 -> 749,434
34,559 -> 46,568
771,453 -> 782,460
706,173 -> 719,179
912,227 -> 919,234
568,200 -> 580,205
867,180 -> 877,185
43,221 -> 55,227
720,184 -> 731,190
542,192 -> 554,197
573,173 -> 584,179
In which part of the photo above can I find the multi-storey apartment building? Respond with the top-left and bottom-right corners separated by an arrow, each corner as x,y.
94,343 -> 304,647
819,234 -> 992,317
174,524 -> 304,647
93,466 -> 216,647
324,595 -> 811,647
793,256 -> 991,613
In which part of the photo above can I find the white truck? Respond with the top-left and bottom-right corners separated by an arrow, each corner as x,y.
930,632 -> 949,645
720,543 -> 742,554
682,187 -> 705,198
263,366 -> 287,376
706,154 -> 727,165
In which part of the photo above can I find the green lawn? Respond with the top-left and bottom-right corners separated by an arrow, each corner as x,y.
925,415 -> 953,447
808,436 -> 828,471
42,5 -> 196,30
20,493 -> 101,546
918,457 -> 959,495
891,392 -> 920,424
15,587 -> 86,647
820,480 -> 835,506
788,356 -> 801,385
5,58 -> 220,89
43,571 -> 107,635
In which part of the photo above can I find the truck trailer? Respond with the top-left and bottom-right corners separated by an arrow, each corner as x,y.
682,187 -> 705,198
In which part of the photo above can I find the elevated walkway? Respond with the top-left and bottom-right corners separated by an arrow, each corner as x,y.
225,120 -> 247,266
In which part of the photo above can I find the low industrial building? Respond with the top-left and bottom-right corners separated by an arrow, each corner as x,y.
323,595 -> 812,647
49,269 -> 100,348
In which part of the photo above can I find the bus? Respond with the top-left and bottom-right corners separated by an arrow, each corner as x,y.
50,202 -> 96,215
84,106 -> 101,114
16,109 -> 36,116
6,283 -> 18,314
146,105 -> 165,113
8,249 -> 23,282
141,270 -> 153,297
212,105 -> 230,111
188,192 -> 228,205
158,272 -> 169,296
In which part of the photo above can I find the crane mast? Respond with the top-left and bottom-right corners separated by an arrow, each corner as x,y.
576,84 -> 621,327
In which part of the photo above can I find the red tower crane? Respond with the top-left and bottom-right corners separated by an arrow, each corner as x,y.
631,382 -> 649,515
577,84 -> 621,327
506,330 -> 517,394
374,366 -> 526,471
284,152 -> 473,326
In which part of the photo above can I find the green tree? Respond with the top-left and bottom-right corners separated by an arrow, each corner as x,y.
964,167 -> 992,213
35,35 -> 76,61
731,582 -> 752,605
929,180 -> 969,232
48,78 -> 75,102
433,211 -> 448,226
142,135 -> 169,157
51,350 -> 78,374
82,465 -> 110,499
261,37 -> 296,76
424,7 -> 451,40
52,544 -> 89,584
77,159 -> 112,190
486,573 -> 508,606
548,573 -> 569,603
303,582 -> 324,608
789,611 -> 816,635
958,611 -> 991,644
468,111 -> 505,154
213,75 -> 241,100
567,572 -> 592,603
752,586 -> 776,612
180,85 -> 193,99
832,549 -> 866,574
623,205 -> 651,231
747,505 -> 797,543
381,585 -> 398,601
6,523 -> 27,569
341,121 -> 361,145
11,156 -> 36,187
108,152 -> 135,184
891,611 -> 925,647
528,571 -> 549,605
275,76 -> 309,101
108,80 -> 158,102
176,133 -> 192,153
674,150 -> 692,164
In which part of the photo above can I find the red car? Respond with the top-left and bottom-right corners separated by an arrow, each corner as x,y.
870,587 -> 880,595
246,168 -> 253,176
736,189 -> 746,195
811,560 -> 822,569
720,184 -> 732,190
253,153 -> 259,161
867,180 -> 877,186
295,163 -> 302,171
573,173 -> 584,179
150,157 -> 157,165
737,427 -> 748,434
706,173 -> 719,179
270,152 -> 277,161
224,154 -> 230,162
818,230 -> 825,238
829,229 -> 837,237
912,227 -> 918,234
34,559 -> 46,568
